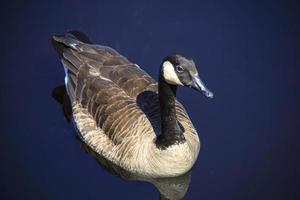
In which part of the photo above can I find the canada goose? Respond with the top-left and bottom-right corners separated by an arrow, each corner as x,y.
52,31 -> 213,178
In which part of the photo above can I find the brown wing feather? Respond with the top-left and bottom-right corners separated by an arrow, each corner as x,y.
53,33 -> 196,147
72,63 -> 153,144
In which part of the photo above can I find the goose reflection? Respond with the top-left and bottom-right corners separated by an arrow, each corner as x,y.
52,85 -> 192,200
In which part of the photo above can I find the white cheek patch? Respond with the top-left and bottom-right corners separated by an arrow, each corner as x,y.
162,61 -> 183,85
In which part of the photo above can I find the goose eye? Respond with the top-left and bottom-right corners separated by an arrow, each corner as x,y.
176,65 -> 184,73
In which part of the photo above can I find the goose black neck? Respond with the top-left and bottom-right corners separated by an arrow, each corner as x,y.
156,76 -> 185,149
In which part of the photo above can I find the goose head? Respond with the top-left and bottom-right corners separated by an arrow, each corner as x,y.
160,54 -> 214,98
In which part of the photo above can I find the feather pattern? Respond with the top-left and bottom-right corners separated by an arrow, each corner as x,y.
52,32 -> 200,177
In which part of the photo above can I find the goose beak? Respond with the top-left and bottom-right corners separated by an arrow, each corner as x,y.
190,75 -> 214,98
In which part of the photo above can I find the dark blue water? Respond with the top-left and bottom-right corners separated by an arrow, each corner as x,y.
1,1 -> 299,199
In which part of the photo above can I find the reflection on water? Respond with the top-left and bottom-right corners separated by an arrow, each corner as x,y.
52,85 -> 192,200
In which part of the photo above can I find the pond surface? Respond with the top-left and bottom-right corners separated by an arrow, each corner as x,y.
1,1 -> 298,199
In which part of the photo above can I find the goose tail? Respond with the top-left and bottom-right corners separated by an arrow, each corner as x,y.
51,30 -> 92,57
51,30 -> 92,101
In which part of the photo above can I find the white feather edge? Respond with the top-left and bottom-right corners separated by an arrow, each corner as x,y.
62,62 -> 70,96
